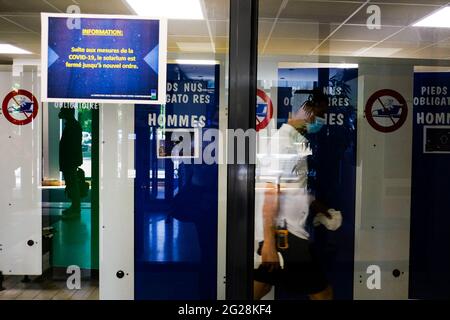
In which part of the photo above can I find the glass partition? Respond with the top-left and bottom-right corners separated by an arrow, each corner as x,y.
0,0 -> 229,301
254,0 -> 450,300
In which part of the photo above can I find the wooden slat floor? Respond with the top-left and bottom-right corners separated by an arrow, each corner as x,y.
0,275 -> 99,300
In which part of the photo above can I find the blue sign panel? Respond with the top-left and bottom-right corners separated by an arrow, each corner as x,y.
410,72 -> 450,299
134,63 -> 220,299
42,15 -> 166,104
277,67 -> 357,299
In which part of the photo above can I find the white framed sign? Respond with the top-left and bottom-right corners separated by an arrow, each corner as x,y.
41,13 -> 167,105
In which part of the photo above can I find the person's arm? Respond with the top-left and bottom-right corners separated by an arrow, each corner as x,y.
261,182 -> 280,270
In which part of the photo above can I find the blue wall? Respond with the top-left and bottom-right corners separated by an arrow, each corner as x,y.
410,72 -> 450,299
134,64 -> 220,299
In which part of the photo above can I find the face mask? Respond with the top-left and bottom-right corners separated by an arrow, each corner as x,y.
306,116 -> 326,134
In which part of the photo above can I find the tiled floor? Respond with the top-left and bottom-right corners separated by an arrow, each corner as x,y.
0,275 -> 98,300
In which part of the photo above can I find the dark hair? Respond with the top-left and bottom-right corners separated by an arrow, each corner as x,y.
60,106 -> 75,118
301,100 -> 315,118
312,92 -> 328,105
300,93 -> 328,118
310,92 -> 328,117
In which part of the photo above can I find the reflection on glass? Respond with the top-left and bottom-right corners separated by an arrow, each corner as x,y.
59,105 -> 83,219
254,68 -> 357,299
42,103 -> 97,293
254,91 -> 343,300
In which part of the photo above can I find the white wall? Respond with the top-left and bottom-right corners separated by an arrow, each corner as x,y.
217,57 -> 228,300
354,62 -> 413,299
0,67 -> 42,275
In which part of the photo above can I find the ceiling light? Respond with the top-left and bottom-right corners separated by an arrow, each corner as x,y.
0,44 -> 31,54
354,47 -> 402,57
279,62 -> 358,69
176,42 -> 214,52
413,7 -> 450,28
174,59 -> 219,65
125,0 -> 204,20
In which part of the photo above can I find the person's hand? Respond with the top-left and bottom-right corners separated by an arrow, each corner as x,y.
261,242 -> 280,272
313,209 -> 343,231
288,118 -> 307,134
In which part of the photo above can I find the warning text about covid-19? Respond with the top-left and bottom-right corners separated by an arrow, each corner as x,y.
65,46 -> 139,70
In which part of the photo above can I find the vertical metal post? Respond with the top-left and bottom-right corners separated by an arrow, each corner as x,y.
226,0 -> 259,300
91,105 -> 99,275
0,271 -> 5,291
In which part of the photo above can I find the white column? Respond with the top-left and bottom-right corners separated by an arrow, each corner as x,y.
99,104 -> 135,300
354,61 -> 413,299
0,67 -> 42,276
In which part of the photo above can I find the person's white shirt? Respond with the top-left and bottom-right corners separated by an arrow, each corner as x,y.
255,123 -> 315,241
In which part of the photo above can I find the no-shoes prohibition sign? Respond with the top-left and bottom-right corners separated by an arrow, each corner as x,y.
364,89 -> 408,133
2,89 -> 39,126
256,89 -> 273,132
